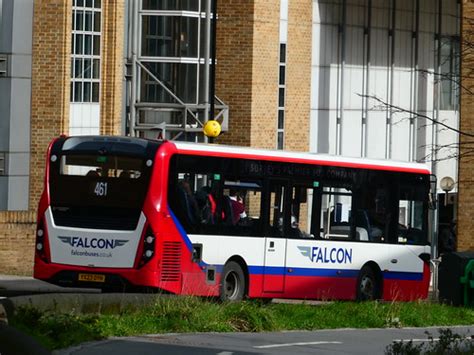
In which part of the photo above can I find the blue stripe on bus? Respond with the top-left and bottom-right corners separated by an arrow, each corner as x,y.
168,207 -> 194,252
248,266 -> 358,278
382,271 -> 423,281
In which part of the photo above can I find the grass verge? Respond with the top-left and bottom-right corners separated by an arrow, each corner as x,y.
9,298 -> 474,350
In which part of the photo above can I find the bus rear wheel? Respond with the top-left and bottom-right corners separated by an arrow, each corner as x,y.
356,265 -> 380,301
220,261 -> 246,301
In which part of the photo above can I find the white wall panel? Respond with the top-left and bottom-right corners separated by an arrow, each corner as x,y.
312,23 -> 321,66
344,65 -> 364,110
341,110 -> 362,157
370,29 -> 388,67
346,2 -> 365,27
368,67 -> 389,104
321,24 -> 339,65
69,103 -> 100,135
390,111 -> 410,161
392,67 -> 412,107
419,0 -> 436,32
371,0 -> 390,29
396,3 -> 412,31
366,111 -> 386,159
442,0 -> 459,36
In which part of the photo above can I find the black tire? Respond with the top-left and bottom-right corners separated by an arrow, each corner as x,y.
356,265 -> 380,301
220,261 -> 246,301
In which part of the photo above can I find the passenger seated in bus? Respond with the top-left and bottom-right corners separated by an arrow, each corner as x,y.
195,186 -> 217,224
229,189 -> 247,225
177,180 -> 199,225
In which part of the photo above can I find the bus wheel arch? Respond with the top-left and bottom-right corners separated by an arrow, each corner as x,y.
220,256 -> 248,301
356,261 -> 382,301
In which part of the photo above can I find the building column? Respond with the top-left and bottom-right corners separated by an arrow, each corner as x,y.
100,1 -> 125,136
30,0 -> 72,209
285,0 -> 312,152
457,1 -> 474,250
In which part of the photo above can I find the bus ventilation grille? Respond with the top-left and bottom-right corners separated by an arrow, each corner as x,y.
161,242 -> 182,282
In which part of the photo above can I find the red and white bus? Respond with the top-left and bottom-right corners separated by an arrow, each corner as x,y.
34,135 -> 433,301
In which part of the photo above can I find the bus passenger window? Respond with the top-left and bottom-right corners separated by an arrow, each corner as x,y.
222,180 -> 262,235
320,187 -> 352,240
397,185 -> 427,245
289,185 -> 314,239
269,183 -> 285,237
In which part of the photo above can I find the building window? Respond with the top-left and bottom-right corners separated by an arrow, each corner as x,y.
277,43 -> 286,150
439,36 -> 460,111
71,0 -> 101,103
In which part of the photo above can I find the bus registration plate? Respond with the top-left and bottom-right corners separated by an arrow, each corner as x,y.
78,273 -> 105,283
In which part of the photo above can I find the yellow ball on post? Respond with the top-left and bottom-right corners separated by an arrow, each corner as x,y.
203,120 -> 221,138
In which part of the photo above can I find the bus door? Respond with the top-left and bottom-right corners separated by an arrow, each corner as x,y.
263,180 -> 288,293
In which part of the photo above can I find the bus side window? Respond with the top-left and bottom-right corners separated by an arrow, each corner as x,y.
288,185 -> 314,239
320,186 -> 353,240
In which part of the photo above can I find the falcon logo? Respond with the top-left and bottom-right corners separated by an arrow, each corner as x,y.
298,246 -> 352,264
58,236 -> 128,249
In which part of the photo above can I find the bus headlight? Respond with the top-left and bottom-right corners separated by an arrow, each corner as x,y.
36,243 -> 43,251
145,250 -> 153,258
37,229 -> 44,237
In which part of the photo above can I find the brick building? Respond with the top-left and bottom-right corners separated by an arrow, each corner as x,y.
0,0 -> 472,275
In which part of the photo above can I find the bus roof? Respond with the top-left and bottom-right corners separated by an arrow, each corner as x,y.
171,141 -> 431,175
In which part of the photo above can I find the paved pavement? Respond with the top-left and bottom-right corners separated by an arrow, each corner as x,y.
55,326 -> 474,355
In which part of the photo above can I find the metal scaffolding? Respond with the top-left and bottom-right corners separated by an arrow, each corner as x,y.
124,0 -> 228,141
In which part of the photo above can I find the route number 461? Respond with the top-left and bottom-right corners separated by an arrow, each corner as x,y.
94,182 -> 108,197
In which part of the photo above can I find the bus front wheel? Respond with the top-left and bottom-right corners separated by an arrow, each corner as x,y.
356,265 -> 380,301
220,261 -> 246,301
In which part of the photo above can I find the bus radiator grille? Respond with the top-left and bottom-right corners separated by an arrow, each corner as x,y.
161,241 -> 182,282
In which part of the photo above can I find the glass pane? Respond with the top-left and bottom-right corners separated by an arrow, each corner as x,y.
93,12 -> 101,32
84,11 -> 93,31
279,65 -> 285,85
141,16 -> 198,58
83,58 -> 92,78
141,62 -> 197,103
278,88 -> 285,107
77,0 -> 84,6
142,0 -> 199,11
84,34 -> 92,54
72,10 -> 76,30
74,58 -> 83,78
74,82 -> 82,102
93,35 -> 100,55
93,59 -> 100,78
76,11 -> 84,31
278,110 -> 284,129
270,184 -> 285,237
94,0 -> 101,8
280,43 -> 286,63
83,82 -> 91,102
86,0 -> 93,7
277,132 -> 284,150
92,82 -> 100,102
70,81 -> 74,102
74,34 -> 83,54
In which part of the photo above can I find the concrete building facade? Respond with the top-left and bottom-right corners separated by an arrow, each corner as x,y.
0,0 -> 472,275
